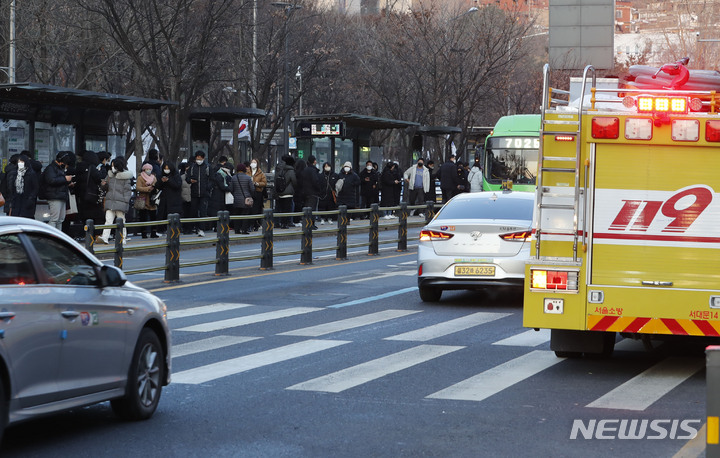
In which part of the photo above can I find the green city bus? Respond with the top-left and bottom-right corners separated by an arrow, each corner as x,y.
482,114 -> 540,192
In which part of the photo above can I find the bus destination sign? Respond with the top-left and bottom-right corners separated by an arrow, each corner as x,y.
297,122 -> 345,137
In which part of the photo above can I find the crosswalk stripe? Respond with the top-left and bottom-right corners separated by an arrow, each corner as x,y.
286,344 -> 464,393
329,287 -> 417,309
492,329 -> 550,347
341,271 -> 415,284
384,312 -> 511,342
426,350 -> 563,402
278,309 -> 421,337
172,336 -> 261,358
586,356 -> 705,411
167,303 -> 254,320
172,339 -> 351,385
175,307 -> 323,332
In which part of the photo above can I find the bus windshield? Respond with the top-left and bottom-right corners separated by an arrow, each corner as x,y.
484,136 -> 539,186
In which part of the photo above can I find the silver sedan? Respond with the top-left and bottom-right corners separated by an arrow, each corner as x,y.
0,216 -> 171,441
417,191 -> 534,302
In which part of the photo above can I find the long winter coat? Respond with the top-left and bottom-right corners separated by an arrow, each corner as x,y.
209,169 -> 232,216
136,173 -> 158,211
6,166 -> 38,218
380,165 -> 399,208
186,161 -> 211,198
230,172 -> 254,209
156,171 -> 184,216
103,170 -> 134,212
274,163 -> 297,198
336,169 -> 360,208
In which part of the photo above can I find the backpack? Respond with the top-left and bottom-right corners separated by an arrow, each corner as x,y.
275,167 -> 287,194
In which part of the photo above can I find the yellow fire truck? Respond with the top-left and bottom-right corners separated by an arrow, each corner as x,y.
523,60 -> 720,357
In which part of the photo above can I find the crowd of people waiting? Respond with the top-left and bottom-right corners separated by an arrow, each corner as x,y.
0,148 -> 484,243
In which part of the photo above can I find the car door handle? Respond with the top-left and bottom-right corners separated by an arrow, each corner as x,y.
61,311 -> 80,319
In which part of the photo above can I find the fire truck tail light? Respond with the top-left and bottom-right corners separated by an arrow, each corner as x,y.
419,230 -> 453,241
530,270 -> 579,291
671,119 -> 699,141
706,120 -> 720,142
591,117 -> 619,139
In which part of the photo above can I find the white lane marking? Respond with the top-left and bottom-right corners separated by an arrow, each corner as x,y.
492,329 -> 551,347
385,312 -> 511,342
342,271 -> 415,284
172,336 -> 261,358
286,344 -> 464,393
586,357 -> 704,411
278,310 -> 421,337
167,303 -> 254,320
173,339 -> 350,385
176,307 -> 322,332
329,287 -> 418,309
426,350 -> 563,402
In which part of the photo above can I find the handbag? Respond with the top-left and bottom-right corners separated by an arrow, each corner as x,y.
236,175 -> 253,207
151,190 -> 162,206
134,193 -> 147,210
225,191 -> 234,205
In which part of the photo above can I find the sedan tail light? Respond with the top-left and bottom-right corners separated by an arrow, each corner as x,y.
419,230 -> 454,241
499,230 -> 532,241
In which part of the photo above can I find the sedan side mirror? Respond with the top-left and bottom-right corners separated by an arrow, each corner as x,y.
99,265 -> 127,287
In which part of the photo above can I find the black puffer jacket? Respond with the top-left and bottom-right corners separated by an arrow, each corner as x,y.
42,161 -> 70,201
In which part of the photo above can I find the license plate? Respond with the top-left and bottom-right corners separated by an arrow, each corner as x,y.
454,265 -> 495,276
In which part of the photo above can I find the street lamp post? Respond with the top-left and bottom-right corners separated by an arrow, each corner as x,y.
295,66 -> 302,116
271,2 -> 302,160
0,0 -> 16,83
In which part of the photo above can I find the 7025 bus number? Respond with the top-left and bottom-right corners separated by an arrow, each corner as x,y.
502,138 -> 540,149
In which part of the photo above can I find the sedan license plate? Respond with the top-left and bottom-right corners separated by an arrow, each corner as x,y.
454,265 -> 495,277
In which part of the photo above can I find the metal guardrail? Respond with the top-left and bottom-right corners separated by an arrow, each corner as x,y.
83,202 -> 437,282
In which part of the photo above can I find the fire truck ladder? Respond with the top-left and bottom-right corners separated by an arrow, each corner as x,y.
534,64 -> 595,262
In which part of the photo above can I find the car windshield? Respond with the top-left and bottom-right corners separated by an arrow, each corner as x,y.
436,196 -> 533,221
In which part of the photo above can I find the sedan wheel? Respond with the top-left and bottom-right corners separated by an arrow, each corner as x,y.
112,328 -> 164,421
419,286 -> 442,302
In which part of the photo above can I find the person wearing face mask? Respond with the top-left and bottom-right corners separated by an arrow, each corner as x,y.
208,160 -> 234,220
274,155 -> 297,229
98,157 -> 133,245
41,151 -> 74,231
246,158 -> 267,231
380,162 -> 400,219
0,154 -> 19,216
317,162 -> 338,224
186,151 -> 211,236
6,153 -> 39,219
403,158 -> 431,217
136,163 -> 159,238
358,160 -> 379,219
156,161 -> 184,231
336,161 -> 360,211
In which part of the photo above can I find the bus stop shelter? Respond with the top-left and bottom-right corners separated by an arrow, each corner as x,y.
188,107 -> 266,165
0,82 -> 176,168
292,113 -> 419,171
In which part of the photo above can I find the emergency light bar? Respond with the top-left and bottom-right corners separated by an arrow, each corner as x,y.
624,95 -> 698,115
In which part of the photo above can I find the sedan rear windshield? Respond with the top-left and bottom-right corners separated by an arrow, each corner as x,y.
436,197 -> 534,221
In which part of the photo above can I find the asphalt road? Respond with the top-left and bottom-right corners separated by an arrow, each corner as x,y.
0,245 -> 708,457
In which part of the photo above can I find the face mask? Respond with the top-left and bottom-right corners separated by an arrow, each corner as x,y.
196,159 -> 203,165
324,166 -> 331,172
143,169 -> 153,175
366,165 -> 373,171
417,163 -> 424,168
17,161 -> 25,170
250,162 -> 257,169
163,169 -> 170,175
343,167 -> 350,173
